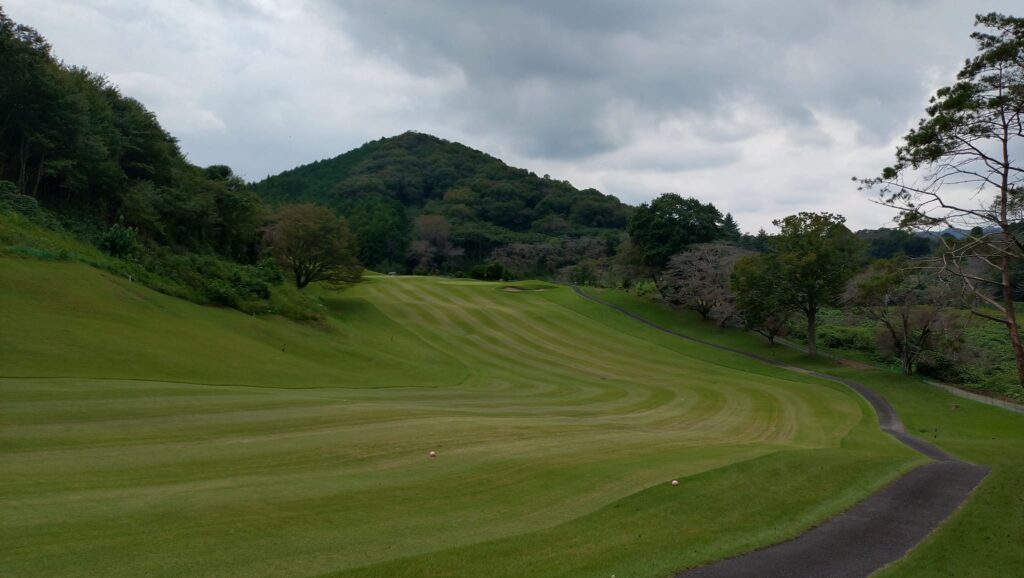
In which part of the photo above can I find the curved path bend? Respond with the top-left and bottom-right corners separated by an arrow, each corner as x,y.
570,287 -> 989,578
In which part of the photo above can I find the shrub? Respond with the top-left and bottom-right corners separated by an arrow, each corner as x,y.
917,353 -> 982,384
203,279 -> 240,307
0,182 -> 61,229
470,262 -> 509,281
817,325 -> 875,352
100,223 -> 139,258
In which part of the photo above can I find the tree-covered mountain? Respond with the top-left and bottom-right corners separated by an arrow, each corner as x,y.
0,9 -> 264,260
252,132 -> 632,271
0,8 -> 319,317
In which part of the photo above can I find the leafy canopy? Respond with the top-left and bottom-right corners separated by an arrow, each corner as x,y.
268,204 -> 363,289
731,253 -> 792,344
626,193 -> 723,270
737,212 -> 865,354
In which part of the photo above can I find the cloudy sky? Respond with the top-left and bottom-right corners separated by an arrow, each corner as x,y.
6,0 -> 1020,231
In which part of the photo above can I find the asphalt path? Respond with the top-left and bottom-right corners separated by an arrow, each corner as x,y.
569,287 -> 989,578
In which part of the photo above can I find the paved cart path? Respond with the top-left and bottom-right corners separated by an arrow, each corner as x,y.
570,287 -> 989,578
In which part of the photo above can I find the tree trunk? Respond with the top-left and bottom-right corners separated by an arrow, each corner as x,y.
31,154 -> 45,198
902,352 -> 913,375
807,310 -> 817,357
1001,253 -> 1024,384
17,136 -> 28,195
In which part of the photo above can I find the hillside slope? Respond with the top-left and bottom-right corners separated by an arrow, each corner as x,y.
252,132 -> 631,269
0,258 -> 916,577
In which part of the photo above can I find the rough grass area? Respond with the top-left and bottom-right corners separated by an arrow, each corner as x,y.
594,288 -> 1024,578
0,259 -> 918,577
783,304 -> 1024,402
0,208 -> 324,320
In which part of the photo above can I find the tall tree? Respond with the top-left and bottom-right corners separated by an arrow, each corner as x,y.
770,212 -> 865,356
860,13 -> 1024,383
626,193 -> 723,272
731,253 -> 794,345
268,204 -> 362,289
344,195 -> 409,269
722,213 -> 742,242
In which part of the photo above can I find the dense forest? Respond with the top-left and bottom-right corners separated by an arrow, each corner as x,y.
0,9 -> 299,314
0,11 -> 263,259
253,132 -> 631,273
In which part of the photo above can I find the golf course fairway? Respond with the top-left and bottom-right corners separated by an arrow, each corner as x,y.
2,258 -> 925,577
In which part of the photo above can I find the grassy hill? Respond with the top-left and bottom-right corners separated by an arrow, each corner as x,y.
252,132 -> 631,271
1,257 -> 920,577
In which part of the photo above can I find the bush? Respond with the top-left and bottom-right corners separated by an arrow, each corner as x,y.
470,262 -> 509,281
817,325 -> 875,352
0,181 -> 61,229
203,278 -> 240,307
917,353 -> 982,384
137,251 -> 283,304
3,203 -> 326,321
100,223 -> 139,258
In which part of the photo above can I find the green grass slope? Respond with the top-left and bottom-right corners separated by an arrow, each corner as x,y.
1,258 -> 917,577
591,289 -> 1024,577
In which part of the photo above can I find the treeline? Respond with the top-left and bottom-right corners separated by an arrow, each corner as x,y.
630,201 -> 1021,399
0,11 -> 263,259
0,9 -> 359,318
572,12 -> 1024,400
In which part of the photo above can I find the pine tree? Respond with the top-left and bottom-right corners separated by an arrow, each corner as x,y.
722,213 -> 742,242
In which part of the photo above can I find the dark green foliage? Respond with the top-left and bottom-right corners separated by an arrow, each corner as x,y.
721,213 -> 742,242
740,228 -> 771,252
568,260 -> 599,285
816,325 -> 876,352
768,212 -> 866,356
268,204 -> 363,289
915,353 -> 981,385
0,180 -> 59,228
342,195 -> 410,268
731,253 -> 793,344
0,11 -> 342,320
0,9 -> 266,261
141,251 -> 281,303
470,262 -> 509,281
99,222 -> 138,258
856,228 -> 935,259
252,132 -> 630,271
627,193 -> 724,270
778,304 -> 1023,399
733,214 -> 865,354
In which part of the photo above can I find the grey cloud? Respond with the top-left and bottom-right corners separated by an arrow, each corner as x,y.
325,0 -> 993,158
6,0 -> 1022,231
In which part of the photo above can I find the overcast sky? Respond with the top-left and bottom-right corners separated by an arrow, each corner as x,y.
6,0 -> 1020,232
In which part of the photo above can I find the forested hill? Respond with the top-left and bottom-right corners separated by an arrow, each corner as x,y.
252,132 -> 632,270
